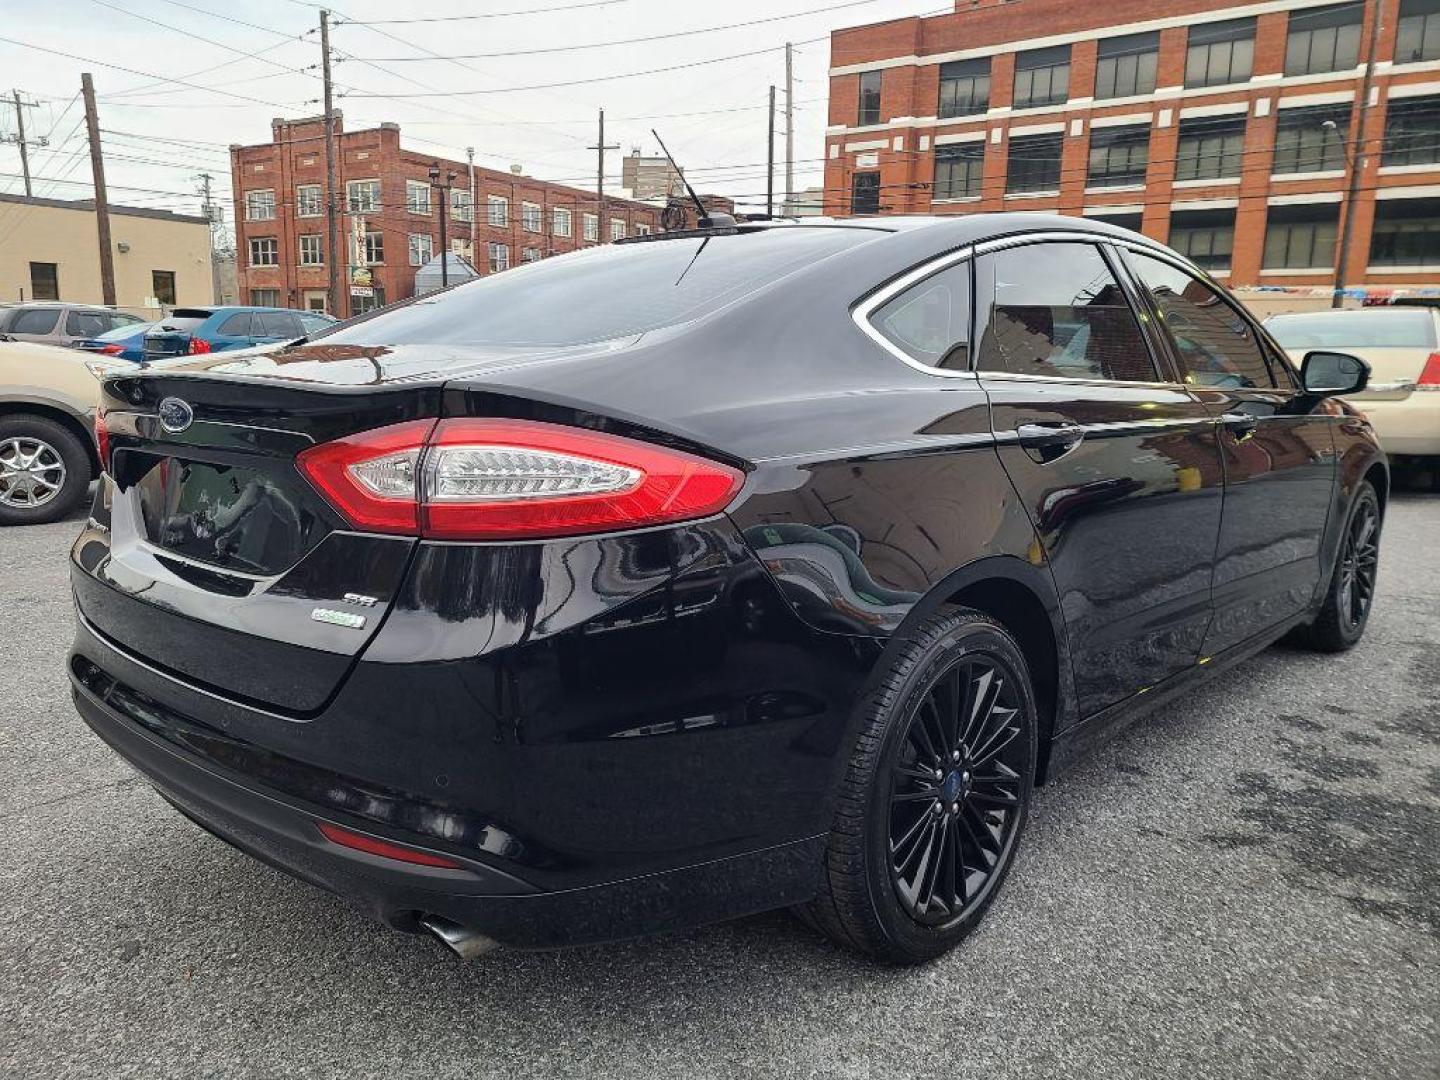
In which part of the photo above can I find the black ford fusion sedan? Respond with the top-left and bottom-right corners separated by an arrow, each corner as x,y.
69,215 -> 1385,964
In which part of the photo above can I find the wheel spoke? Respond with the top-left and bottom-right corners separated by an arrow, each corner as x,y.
892,789 -> 940,804
891,808 -> 932,865
915,822 -> 947,913
971,709 -> 1020,767
959,667 -> 999,752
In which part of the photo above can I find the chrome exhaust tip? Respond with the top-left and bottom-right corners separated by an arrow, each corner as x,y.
419,914 -> 500,960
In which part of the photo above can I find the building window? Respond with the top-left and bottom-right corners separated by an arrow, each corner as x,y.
250,288 -> 280,307
1397,0 -> 1440,62
851,171 -> 881,214
151,270 -> 177,306
406,179 -> 431,215
611,218 -> 626,240
489,242 -> 510,272
1175,116 -> 1246,181
1370,197 -> 1440,265
364,231 -> 384,265
1013,45 -> 1070,109
934,143 -> 984,200
635,222 -> 651,236
1263,204 -> 1339,269
1095,32 -> 1158,100
1087,125 -> 1150,187
1006,133 -> 1063,194
299,234 -> 324,266
296,184 -> 322,218
857,69 -> 882,125
29,262 -> 59,301
1168,208 -> 1235,270
938,58 -> 989,118
582,213 -> 598,241
1087,212 -> 1143,233
522,202 -> 542,232
244,189 -> 276,221
1273,104 -> 1350,174
1186,17 -> 1256,88
408,233 -> 433,267
451,189 -> 474,223
522,247 -> 540,263
347,179 -> 381,214
249,237 -> 278,267
1383,95 -> 1440,165
553,206 -> 572,237
1285,3 -> 1363,76
488,195 -> 509,227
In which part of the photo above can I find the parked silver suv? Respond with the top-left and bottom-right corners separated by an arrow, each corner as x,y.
0,303 -> 147,347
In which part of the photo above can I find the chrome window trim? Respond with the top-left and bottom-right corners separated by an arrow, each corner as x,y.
851,245 -> 979,380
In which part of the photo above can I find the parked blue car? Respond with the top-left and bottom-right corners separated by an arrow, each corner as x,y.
73,320 -> 160,362
142,306 -> 337,360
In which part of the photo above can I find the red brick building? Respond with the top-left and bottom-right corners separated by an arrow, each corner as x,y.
825,0 -> 1440,300
231,116 -> 662,317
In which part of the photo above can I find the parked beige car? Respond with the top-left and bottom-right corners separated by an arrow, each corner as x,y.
1267,307 -> 1440,463
0,340 -> 121,524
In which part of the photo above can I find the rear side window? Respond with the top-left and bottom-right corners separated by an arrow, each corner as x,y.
66,310 -> 109,338
321,228 -> 876,348
1127,252 -> 1276,389
257,311 -> 303,338
9,308 -> 60,334
1267,310 -> 1437,349
869,261 -> 972,370
217,313 -> 253,336
977,243 -> 1158,382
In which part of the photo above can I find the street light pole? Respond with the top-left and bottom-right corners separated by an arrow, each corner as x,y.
429,162 -> 457,289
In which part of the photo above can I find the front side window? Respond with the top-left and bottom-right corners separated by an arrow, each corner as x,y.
245,189 -> 276,221
406,179 -> 431,215
296,184 -> 322,218
1169,208 -> 1235,271
299,234 -> 323,266
938,58 -> 989,118
409,233 -> 433,267
249,237 -> 278,267
1095,32 -> 1159,100
1370,197 -> 1440,266
1397,0 -> 1440,62
347,180 -> 380,214
1263,204 -> 1339,269
29,262 -> 59,301
1273,104 -> 1351,174
1186,18 -> 1256,88
870,260 -> 972,370
489,242 -> 510,272
934,143 -> 984,200
488,196 -> 509,228
978,243 -> 1157,382
1285,2 -> 1363,76
522,202 -> 542,232
858,70 -> 882,125
1087,125 -> 1150,187
1383,95 -> 1440,165
66,310 -> 108,338
1175,116 -> 1246,181
1127,251 -> 1274,388
1013,45 -> 1070,109
1007,133 -> 1063,194
451,189 -> 474,223
553,207 -> 573,237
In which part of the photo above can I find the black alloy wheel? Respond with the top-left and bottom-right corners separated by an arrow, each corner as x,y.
802,609 -> 1037,964
1291,481 -> 1382,653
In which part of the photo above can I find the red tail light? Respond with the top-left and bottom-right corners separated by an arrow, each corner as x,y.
94,406 -> 110,470
296,418 -> 745,540
315,821 -> 464,869
1418,351 -> 1440,389
188,337 -> 211,355
100,343 -> 125,356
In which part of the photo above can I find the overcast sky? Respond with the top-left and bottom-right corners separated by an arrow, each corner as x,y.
0,0 -> 939,227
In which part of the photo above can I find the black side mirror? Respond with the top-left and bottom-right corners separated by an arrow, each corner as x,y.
1301,350 -> 1369,396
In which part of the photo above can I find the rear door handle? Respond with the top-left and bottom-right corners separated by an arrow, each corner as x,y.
1220,413 -> 1259,440
1015,422 -> 1085,463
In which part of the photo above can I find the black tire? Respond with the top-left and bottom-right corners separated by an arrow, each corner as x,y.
0,414 -> 92,526
1291,481 -> 1381,653
801,608 -> 1037,964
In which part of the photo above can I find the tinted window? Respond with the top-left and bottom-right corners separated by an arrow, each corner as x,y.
66,311 -> 109,338
98,321 -> 156,342
870,261 -> 971,370
1127,252 -> 1275,388
299,313 -> 335,335
217,313 -> 253,336
1268,310 -> 1437,349
112,312 -> 144,328
9,308 -> 60,334
978,243 -> 1157,383
323,229 -> 875,349
257,312 -> 302,338
156,316 -> 210,334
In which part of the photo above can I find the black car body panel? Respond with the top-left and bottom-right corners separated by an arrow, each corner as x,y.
68,215 -> 1387,950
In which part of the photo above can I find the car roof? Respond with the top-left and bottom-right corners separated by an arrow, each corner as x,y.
1267,307 -> 1436,319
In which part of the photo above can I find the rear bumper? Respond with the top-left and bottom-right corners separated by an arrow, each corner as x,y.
1352,397 -> 1440,456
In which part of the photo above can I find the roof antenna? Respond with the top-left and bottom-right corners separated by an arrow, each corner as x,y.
652,128 -> 736,230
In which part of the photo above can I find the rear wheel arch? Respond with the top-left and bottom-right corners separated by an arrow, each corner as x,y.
0,402 -> 99,478
1363,461 -> 1388,518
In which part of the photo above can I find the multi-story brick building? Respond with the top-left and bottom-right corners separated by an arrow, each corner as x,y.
231,116 -> 662,317
825,0 -> 1440,302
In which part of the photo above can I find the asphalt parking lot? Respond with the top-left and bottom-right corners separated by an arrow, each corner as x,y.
1,485 -> 1436,1080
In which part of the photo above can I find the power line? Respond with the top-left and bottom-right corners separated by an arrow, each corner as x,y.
344,0 -> 627,24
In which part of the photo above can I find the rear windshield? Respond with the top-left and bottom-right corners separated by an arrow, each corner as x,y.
151,316 -> 209,333
321,228 -> 875,348
99,321 -> 155,341
1268,310 -> 1436,349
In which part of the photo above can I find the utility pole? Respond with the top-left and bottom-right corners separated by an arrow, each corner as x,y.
196,171 -> 220,303
766,85 -> 776,217
3,90 -> 47,197
1334,0 -> 1384,309
80,73 -> 116,308
429,162 -> 457,288
784,43 -> 794,209
466,146 -> 476,255
320,10 -> 343,318
588,108 -> 618,243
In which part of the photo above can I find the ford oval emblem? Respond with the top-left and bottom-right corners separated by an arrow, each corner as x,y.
157,396 -> 194,434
